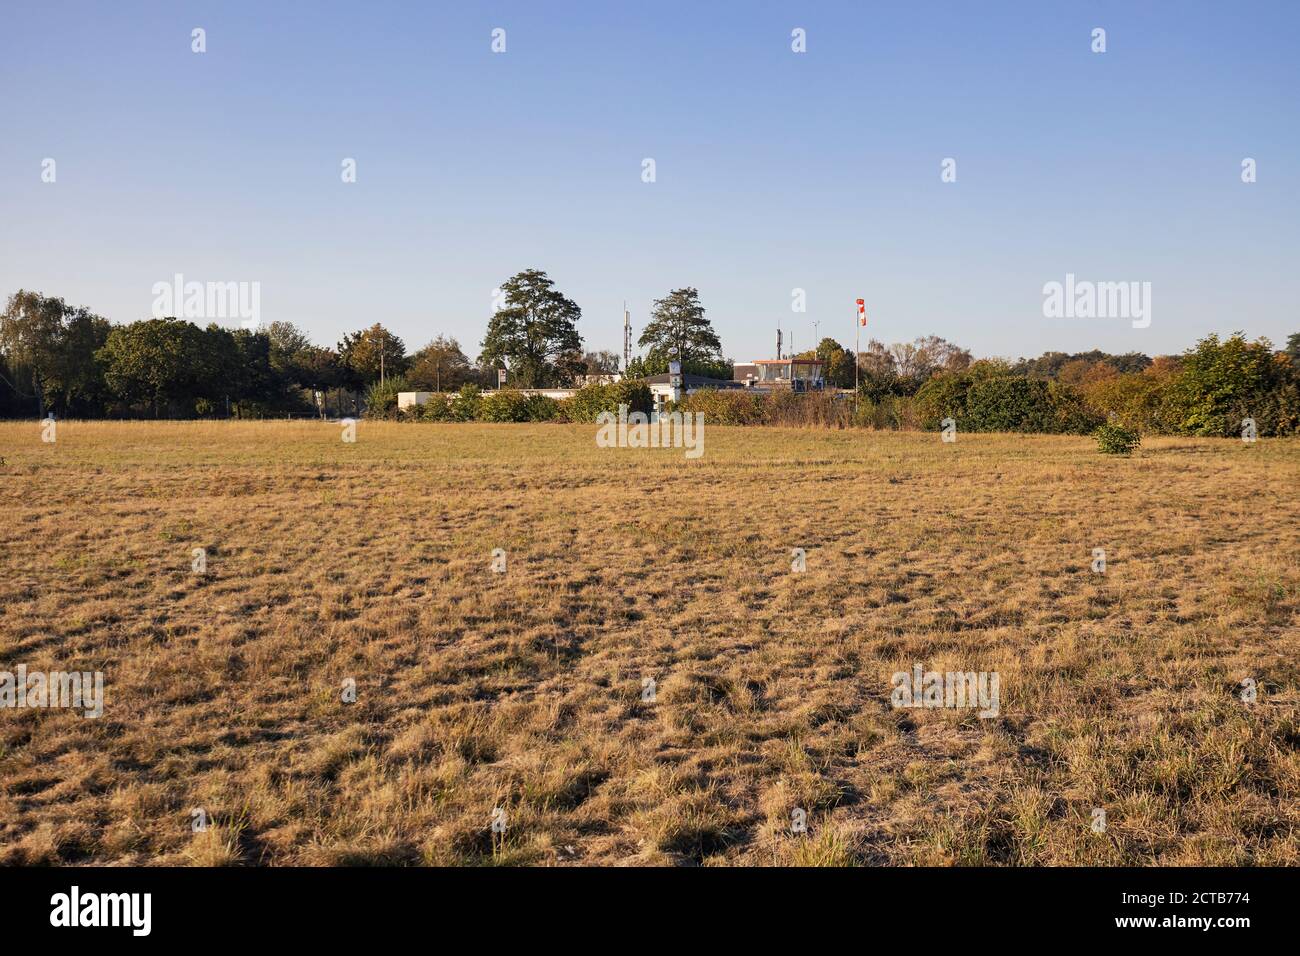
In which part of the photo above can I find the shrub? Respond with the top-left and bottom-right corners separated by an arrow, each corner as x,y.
1047,381 -> 1105,434
1082,359 -> 1182,433
915,370 -> 1099,435
523,394 -> 561,422
364,375 -> 409,419
914,372 -> 971,430
1161,333 -> 1298,437
964,377 -> 1056,432
851,393 -> 917,429
451,384 -> 481,422
1094,423 -> 1140,455
562,380 -> 652,422
478,388 -> 530,422
673,389 -> 767,425
414,393 -> 454,422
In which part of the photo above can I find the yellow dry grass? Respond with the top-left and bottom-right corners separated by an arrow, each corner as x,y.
1,420 -> 1297,866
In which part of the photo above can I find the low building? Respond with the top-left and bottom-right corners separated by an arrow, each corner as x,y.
734,359 -> 824,391
396,391 -> 433,410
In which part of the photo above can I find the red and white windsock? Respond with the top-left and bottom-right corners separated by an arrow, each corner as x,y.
856,299 -> 867,327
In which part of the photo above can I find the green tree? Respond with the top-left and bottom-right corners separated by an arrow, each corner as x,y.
408,336 -> 473,391
582,350 -> 622,376
810,337 -> 856,388
0,290 -> 111,416
479,270 -> 584,388
1164,332 -> 1296,436
637,287 -> 721,367
625,351 -> 733,381
265,321 -> 315,382
338,324 -> 408,389
98,318 -> 208,416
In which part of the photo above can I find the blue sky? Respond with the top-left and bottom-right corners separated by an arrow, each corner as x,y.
2,0 -> 1297,363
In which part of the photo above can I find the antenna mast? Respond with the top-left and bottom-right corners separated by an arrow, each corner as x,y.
623,302 -> 632,372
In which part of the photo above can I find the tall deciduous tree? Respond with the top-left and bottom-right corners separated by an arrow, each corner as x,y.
98,318 -> 208,416
338,324 -> 408,388
637,287 -> 721,367
479,270 -> 584,387
0,290 -> 110,416
408,336 -> 473,391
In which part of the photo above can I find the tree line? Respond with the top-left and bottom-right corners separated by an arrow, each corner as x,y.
3,274 -> 1298,436
0,270 -> 729,419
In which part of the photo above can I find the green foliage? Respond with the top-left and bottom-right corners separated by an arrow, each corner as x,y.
809,337 -> 856,389
913,372 -> 971,430
451,384 -> 482,421
636,287 -> 722,367
853,393 -> 920,430
964,377 -> 1057,433
98,318 -> 209,415
338,324 -> 408,389
365,375 -> 409,419
523,394 -> 562,422
1162,333 -> 1297,437
0,290 -> 112,416
1094,423 -> 1141,455
672,389 -> 852,427
411,393 -> 454,422
1046,381 -> 1106,434
671,389 -> 768,425
404,387 -> 559,423
478,388 -> 531,422
1013,349 -> 1152,379
1082,359 -> 1181,433
625,351 -> 733,382
560,380 -> 652,422
478,270 -> 584,388
407,336 -> 476,391
914,368 -> 1098,434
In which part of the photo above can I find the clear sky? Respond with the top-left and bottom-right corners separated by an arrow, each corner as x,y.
2,0 -> 1297,364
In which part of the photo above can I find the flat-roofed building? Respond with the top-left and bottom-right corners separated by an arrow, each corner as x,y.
734,359 -> 824,391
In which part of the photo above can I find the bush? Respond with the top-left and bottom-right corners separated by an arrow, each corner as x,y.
1082,360 -> 1181,433
561,380 -> 652,422
451,384 -> 481,421
364,375 -> 409,419
478,388 -> 530,422
853,393 -> 919,430
1094,423 -> 1140,455
913,372 -> 970,430
673,389 -> 767,425
523,394 -> 561,422
1047,381 -> 1105,434
1162,333 -> 1298,437
964,377 -> 1056,432
915,371 -> 1096,434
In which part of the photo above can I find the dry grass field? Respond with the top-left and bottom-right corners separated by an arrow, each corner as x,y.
1,420 -> 1298,866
